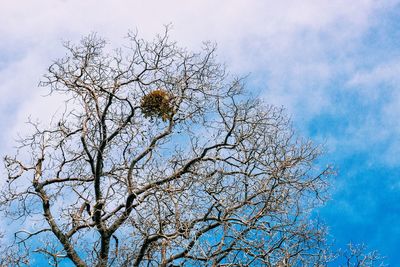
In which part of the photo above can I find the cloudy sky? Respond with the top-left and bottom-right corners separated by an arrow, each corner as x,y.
1,0 -> 400,265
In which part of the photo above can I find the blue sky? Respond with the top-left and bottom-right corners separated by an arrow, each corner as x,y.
1,0 -> 400,265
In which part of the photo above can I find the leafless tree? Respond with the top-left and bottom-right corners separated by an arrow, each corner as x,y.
335,243 -> 386,267
0,28 -> 383,266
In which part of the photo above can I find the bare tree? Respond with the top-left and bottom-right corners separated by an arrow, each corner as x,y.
335,243 -> 385,267
0,28 -> 381,266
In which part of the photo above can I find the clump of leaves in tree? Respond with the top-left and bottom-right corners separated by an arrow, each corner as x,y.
141,89 -> 173,121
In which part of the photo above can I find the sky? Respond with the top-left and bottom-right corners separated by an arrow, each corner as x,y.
0,0 -> 399,265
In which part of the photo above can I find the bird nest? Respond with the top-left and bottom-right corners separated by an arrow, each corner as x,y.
140,89 -> 174,121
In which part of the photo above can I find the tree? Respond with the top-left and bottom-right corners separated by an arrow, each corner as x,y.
0,28 -> 383,266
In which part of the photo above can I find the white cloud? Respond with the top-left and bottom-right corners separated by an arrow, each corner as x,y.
348,60 -> 400,88
343,59 -> 400,166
